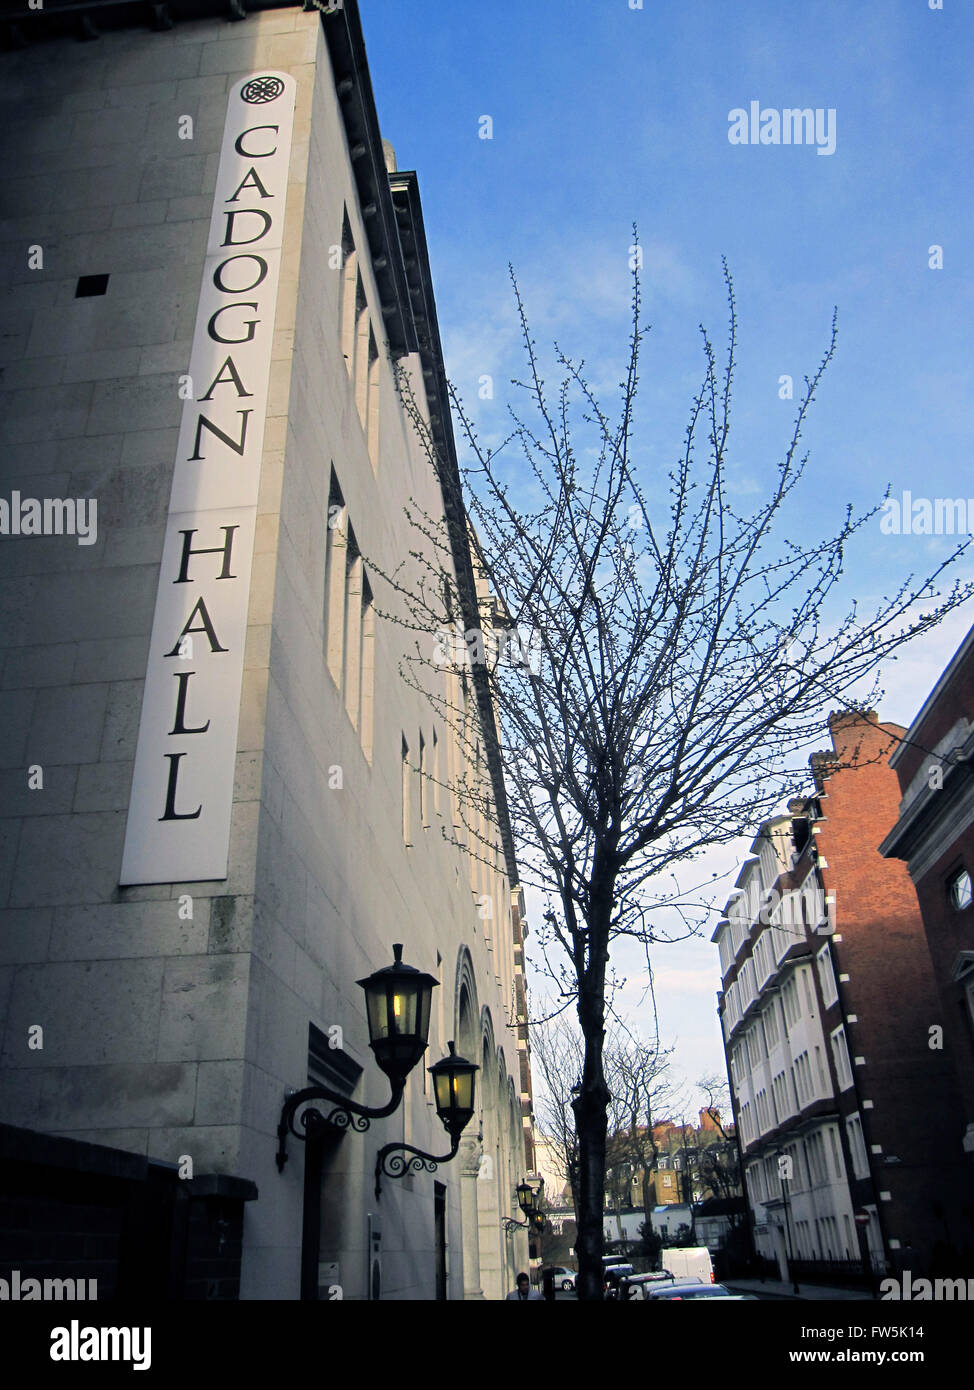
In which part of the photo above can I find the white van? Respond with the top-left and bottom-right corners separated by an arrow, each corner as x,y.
659,1247 -> 714,1284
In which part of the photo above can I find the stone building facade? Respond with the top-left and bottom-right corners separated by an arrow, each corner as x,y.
0,0 -> 534,1300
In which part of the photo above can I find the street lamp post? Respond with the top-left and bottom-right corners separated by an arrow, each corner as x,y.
276,944 -> 439,1172
776,1151 -> 801,1296
503,1177 -> 546,1234
374,1041 -> 479,1197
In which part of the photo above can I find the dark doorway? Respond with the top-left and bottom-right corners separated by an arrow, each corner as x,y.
434,1182 -> 447,1299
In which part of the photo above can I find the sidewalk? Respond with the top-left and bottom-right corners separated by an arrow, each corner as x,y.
725,1277 -> 875,1301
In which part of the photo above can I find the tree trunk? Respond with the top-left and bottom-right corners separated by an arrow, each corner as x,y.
571,890 -> 613,1300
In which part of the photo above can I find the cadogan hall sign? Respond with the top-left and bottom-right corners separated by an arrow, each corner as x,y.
120,73 -> 296,884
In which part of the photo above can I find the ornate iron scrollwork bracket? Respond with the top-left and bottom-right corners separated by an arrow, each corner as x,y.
276,1079 -> 404,1173
374,1134 -> 461,1199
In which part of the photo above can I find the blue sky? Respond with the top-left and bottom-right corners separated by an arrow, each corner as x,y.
361,0 -> 974,1108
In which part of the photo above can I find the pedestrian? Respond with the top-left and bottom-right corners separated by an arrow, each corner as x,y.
505,1272 -> 543,1301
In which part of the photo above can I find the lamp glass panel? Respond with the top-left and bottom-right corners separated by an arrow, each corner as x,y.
454,1069 -> 474,1112
434,1070 -> 452,1112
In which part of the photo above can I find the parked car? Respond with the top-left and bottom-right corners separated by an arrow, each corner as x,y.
659,1246 -> 715,1284
645,1280 -> 739,1300
545,1265 -> 576,1291
620,1272 -> 700,1301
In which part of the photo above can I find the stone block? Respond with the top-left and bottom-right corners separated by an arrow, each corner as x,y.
55,433 -> 125,474
0,356 -> 66,391
194,1059 -> 245,1126
0,688 -> 35,767
112,201 -> 169,230
37,1063 -> 197,1130
105,80 -> 180,112
61,347 -> 143,385
1,957 -> 164,1065
7,568 -> 155,645
49,898 -> 209,961
73,634 -> 150,685
30,683 -> 110,766
164,195 -> 213,223
24,305 -> 99,362
9,811 -> 125,908
0,818 -> 20,909
233,750 -> 263,803
2,643 -> 77,690
251,899 -> 296,986
86,375 -> 182,438
198,37 -> 270,77
0,439 -> 59,478
0,382 -> 94,445
0,764 -> 78,818
91,269 -> 186,351
103,523 -> 166,570
53,1128 -> 148,1156
157,954 -> 250,1062
205,894 -> 254,955
0,1065 -> 42,1129
70,105 -> 152,149
109,44 -> 203,89
99,680 -> 146,763
55,164 -> 144,212
72,761 -> 134,814
146,1123 -> 239,1174
138,153 -> 208,203
0,908 -> 53,965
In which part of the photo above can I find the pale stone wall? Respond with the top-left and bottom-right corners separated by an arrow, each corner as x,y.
0,7 -> 526,1300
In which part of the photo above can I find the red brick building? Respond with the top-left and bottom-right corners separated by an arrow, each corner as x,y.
812,711 -> 971,1272
880,626 -> 974,1218
715,710 -> 971,1280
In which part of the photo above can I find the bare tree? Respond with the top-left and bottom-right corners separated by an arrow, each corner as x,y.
531,1014 -> 583,1215
695,1072 -> 743,1215
532,1015 -> 675,1234
377,255 -> 973,1298
605,1035 -> 678,1225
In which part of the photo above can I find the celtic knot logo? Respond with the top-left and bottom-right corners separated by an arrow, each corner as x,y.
241,76 -> 285,105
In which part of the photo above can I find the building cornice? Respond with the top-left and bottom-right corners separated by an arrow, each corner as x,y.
879,727 -> 974,877
888,623 -> 974,770
388,170 -> 519,892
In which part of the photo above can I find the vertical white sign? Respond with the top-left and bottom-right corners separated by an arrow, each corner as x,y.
120,72 -> 297,885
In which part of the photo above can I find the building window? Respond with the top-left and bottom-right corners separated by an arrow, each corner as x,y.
419,731 -> 429,828
401,736 -> 411,845
948,868 -> 972,911
830,1024 -> 854,1091
359,576 -> 375,762
816,942 -> 839,1009
846,1112 -> 870,1179
431,727 -> 440,815
323,469 -> 374,759
340,209 -> 357,372
354,279 -> 371,425
762,1002 -> 780,1052
324,472 -> 347,688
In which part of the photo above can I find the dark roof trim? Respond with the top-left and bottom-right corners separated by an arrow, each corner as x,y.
389,168 -> 519,892
0,0 -> 295,45
321,1 -> 416,359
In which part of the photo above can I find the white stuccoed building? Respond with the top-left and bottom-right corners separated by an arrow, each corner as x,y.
0,0 -> 534,1300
